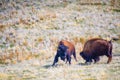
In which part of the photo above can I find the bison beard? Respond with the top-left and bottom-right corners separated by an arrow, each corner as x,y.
52,40 -> 77,66
80,38 -> 112,64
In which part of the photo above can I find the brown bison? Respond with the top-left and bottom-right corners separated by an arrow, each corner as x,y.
80,38 -> 112,64
52,40 -> 77,66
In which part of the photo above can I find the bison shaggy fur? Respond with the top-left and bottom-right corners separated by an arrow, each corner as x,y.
52,40 -> 77,66
80,38 -> 112,64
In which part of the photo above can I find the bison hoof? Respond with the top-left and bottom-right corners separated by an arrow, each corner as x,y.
85,62 -> 92,65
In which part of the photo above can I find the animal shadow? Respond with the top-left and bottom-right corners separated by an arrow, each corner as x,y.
42,64 -> 52,68
78,63 -> 91,66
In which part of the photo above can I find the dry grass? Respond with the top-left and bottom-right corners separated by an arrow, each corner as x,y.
0,0 -> 120,80
0,56 -> 119,80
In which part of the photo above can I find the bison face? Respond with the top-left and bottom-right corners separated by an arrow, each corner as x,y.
80,52 -> 92,63
60,56 -> 66,61
57,44 -> 68,61
80,52 -> 87,60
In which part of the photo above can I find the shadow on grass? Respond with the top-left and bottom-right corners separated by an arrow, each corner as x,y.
42,64 -> 65,68
78,62 -> 113,65
78,62 -> 102,65
42,64 -> 52,69
42,63 -> 92,68
113,54 -> 120,56
78,63 -> 91,66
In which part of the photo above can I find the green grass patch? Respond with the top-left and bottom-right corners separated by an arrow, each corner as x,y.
46,2 -> 68,8
113,9 -> 120,12
75,18 -> 85,24
116,40 -> 120,44
0,60 -> 5,64
10,43 -> 14,48
0,44 -> 6,48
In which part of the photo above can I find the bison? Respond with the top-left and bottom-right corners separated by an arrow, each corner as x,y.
52,40 -> 77,66
80,38 -> 112,64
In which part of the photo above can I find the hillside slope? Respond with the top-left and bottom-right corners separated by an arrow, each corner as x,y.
0,0 -> 120,80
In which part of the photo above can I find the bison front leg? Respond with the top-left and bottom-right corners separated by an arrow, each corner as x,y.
66,55 -> 71,65
85,57 -> 92,65
52,54 -> 59,66
93,57 -> 100,63
85,60 -> 92,65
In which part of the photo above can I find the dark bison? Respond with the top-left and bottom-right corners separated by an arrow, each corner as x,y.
52,40 -> 77,66
80,38 -> 112,64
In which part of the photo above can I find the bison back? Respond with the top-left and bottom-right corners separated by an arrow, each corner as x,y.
59,40 -> 75,54
83,38 -> 110,56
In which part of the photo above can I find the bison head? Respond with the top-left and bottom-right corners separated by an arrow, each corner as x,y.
57,44 -> 68,61
80,52 -> 86,60
80,52 -> 92,63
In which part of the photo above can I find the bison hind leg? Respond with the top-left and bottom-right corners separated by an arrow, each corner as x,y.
73,50 -> 77,62
105,54 -> 112,64
107,56 -> 112,64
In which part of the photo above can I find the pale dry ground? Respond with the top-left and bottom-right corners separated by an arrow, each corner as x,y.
0,0 -> 120,80
0,55 -> 120,80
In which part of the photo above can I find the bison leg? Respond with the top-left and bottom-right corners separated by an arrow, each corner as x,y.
85,59 -> 92,63
106,52 -> 112,64
65,60 -> 67,64
66,55 -> 71,65
85,61 -> 92,65
107,46 -> 112,63
107,56 -> 112,64
93,57 -> 100,63
85,57 -> 92,65
73,51 -> 77,62
52,54 -> 59,66
68,56 -> 71,65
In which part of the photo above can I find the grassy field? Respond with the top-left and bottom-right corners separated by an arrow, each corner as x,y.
0,0 -> 120,80
0,56 -> 120,80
